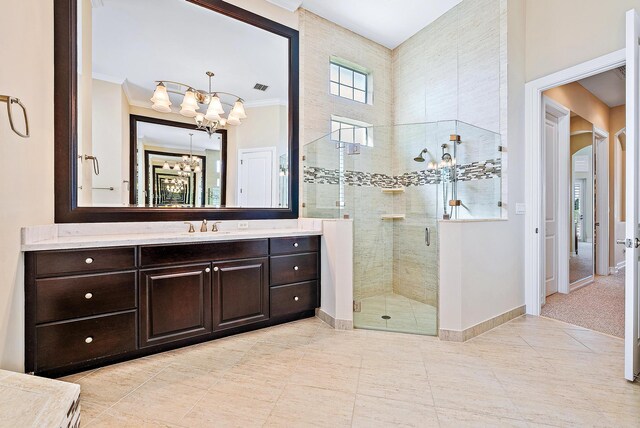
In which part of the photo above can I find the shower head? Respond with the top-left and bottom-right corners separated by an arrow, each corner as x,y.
414,148 -> 428,162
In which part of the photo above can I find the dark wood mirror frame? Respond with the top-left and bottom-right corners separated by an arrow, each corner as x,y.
131,115 -> 228,208
54,0 -> 299,222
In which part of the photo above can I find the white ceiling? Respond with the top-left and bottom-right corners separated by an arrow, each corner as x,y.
138,122 -> 222,153
578,68 -> 626,108
91,0 -> 288,112
299,0 -> 463,49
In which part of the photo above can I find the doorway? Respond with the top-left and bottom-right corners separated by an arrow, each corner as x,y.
237,147 -> 276,207
538,69 -> 625,337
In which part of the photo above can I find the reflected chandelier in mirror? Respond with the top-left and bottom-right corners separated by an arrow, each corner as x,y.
151,71 -> 247,137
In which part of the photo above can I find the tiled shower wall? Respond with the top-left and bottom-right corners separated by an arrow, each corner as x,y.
299,10 -> 394,300
302,0 -> 506,306
391,0 -> 504,305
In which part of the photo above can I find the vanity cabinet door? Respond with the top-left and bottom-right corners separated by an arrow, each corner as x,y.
139,263 -> 212,348
213,258 -> 269,331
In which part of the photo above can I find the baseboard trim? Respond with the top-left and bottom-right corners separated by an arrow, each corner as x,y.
570,276 -> 594,292
439,305 -> 525,342
316,308 -> 353,330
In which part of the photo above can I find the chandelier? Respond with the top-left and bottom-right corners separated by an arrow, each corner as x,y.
150,71 -> 247,137
162,133 -> 202,174
164,177 -> 188,194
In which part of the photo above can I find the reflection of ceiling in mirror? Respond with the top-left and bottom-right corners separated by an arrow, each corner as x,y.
138,122 -> 221,152
91,0 -> 289,112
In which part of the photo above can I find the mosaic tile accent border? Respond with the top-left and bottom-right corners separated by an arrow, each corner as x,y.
304,159 -> 501,188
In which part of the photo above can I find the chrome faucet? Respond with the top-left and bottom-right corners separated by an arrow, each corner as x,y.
200,219 -> 208,232
212,222 -> 222,232
184,222 -> 195,233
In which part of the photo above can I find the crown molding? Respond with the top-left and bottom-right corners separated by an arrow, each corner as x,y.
265,0 -> 302,12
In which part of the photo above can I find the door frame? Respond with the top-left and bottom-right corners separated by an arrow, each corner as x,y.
594,126 -> 610,276
543,96 -> 571,298
614,127 -> 627,273
237,147 -> 277,207
524,48 -> 626,315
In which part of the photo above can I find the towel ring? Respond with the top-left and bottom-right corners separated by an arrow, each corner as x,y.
0,95 -> 30,138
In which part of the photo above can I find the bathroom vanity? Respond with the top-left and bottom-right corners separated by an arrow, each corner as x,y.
23,230 -> 321,377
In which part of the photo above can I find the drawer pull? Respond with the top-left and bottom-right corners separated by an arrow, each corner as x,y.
85,257 -> 94,264
213,267 -> 219,272
293,266 -> 299,271
294,296 -> 299,301
84,292 -> 93,300
293,242 -> 299,248
205,268 -> 211,273
84,336 -> 93,344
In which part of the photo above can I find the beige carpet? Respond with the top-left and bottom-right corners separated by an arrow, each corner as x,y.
541,269 -> 625,338
569,241 -> 593,283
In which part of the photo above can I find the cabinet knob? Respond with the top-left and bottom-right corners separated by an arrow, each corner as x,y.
85,257 -> 94,264
205,268 -> 211,273
293,266 -> 299,271
293,242 -> 299,248
294,296 -> 299,301
213,267 -> 219,272
84,292 -> 93,300
85,336 -> 93,344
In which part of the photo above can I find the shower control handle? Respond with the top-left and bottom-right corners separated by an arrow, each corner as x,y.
425,227 -> 431,247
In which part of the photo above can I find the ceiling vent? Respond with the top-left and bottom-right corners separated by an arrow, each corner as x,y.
91,0 -> 104,8
253,83 -> 269,92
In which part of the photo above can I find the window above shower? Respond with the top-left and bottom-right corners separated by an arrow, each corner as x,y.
330,59 -> 371,104
303,120 -> 503,221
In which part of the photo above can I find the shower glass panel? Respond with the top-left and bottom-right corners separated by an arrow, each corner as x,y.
303,121 -> 502,336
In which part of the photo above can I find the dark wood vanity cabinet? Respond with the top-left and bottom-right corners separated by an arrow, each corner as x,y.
25,235 -> 320,376
213,258 -> 269,330
139,263 -> 212,348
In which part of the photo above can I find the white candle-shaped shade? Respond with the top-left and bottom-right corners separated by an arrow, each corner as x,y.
231,99 -> 247,119
179,89 -> 199,117
151,83 -> 172,113
208,94 -> 225,114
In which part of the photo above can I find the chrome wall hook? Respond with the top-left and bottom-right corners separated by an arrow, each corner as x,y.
0,95 -> 30,138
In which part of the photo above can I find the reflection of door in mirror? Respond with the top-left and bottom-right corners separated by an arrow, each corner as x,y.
569,116 -> 594,284
76,0 -> 290,210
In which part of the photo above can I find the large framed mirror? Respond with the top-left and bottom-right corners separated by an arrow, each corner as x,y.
54,0 -> 299,222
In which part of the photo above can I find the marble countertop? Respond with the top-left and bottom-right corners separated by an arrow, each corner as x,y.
21,220 -> 325,251
22,228 -> 322,251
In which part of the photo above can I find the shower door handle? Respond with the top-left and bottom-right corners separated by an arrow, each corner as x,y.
425,227 -> 431,246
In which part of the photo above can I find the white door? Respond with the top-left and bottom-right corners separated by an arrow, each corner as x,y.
238,148 -> 275,207
624,8 -> 640,382
544,113 -> 559,297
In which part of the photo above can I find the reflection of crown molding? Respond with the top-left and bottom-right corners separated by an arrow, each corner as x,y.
264,0 -> 302,12
92,72 -> 125,85
243,98 -> 288,108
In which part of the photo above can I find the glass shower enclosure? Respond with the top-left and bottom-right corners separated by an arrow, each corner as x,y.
303,121 -> 502,335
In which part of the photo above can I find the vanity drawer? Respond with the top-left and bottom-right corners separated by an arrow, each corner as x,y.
270,236 -> 319,255
35,311 -> 136,371
270,253 -> 318,285
35,247 -> 136,277
35,272 -> 136,323
270,281 -> 318,317
139,239 -> 269,267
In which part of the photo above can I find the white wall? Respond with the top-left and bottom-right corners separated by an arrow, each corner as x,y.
0,0 -> 55,371
89,79 -> 129,206
525,0 -> 640,81
225,104 -> 288,206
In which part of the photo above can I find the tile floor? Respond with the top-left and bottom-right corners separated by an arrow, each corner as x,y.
354,293 -> 437,335
63,315 -> 640,427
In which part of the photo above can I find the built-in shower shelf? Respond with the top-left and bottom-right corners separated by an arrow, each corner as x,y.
381,214 -> 406,220
382,187 -> 405,194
